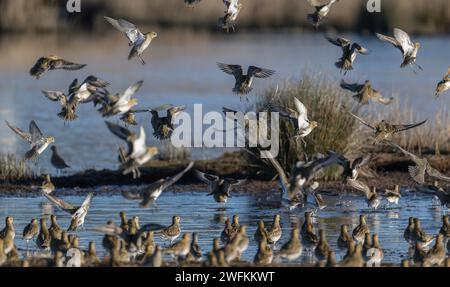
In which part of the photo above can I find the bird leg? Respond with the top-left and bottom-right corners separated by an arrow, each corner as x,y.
138,55 -> 146,65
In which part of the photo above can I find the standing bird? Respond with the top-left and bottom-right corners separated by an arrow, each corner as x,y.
42,193 -> 93,231
50,146 -> 70,175
348,181 -> 380,210
163,234 -> 191,260
40,174 -> 55,194
385,185 -> 401,206
306,0 -> 340,28
30,55 -> 86,79
253,234 -> 273,266
412,218 -> 434,248
337,224 -> 352,250
266,214 -> 282,245
140,216 -> 182,244
435,67 -> 450,98
277,226 -> 302,261
315,229 -> 331,261
105,121 -> 159,179
104,16 -> 157,65
340,80 -> 394,106
270,97 -> 318,144
194,170 -> 245,204
350,114 -> 427,144
325,36 -> 369,74
352,214 -> 370,244
404,217 -> 415,245
121,162 -> 194,207
387,141 -> 450,184
5,120 -> 55,160
376,28 -> 423,72
217,63 -> 276,96
36,218 -> 51,251
439,215 -> 450,238
22,219 -> 39,249
133,105 -> 186,141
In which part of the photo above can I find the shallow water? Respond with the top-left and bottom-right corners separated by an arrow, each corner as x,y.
0,190 -> 447,265
0,31 -> 448,173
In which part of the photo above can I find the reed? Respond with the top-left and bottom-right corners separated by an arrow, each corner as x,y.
0,153 -> 36,182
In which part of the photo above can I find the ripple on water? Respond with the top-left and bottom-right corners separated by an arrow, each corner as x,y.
0,191 -> 447,265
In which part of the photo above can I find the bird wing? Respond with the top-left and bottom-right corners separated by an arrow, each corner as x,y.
168,106 -> 186,123
392,120 -> 427,133
340,80 -> 364,92
325,36 -> 351,48
387,141 -> 421,163
351,154 -> 371,170
426,166 -> 450,182
84,75 -> 110,88
116,81 -> 143,107
52,59 -> 86,71
42,91 -> 67,106
261,150 -> 289,191
194,169 -> 220,183
393,28 -> 415,55
121,190 -> 143,201
131,126 -> 147,158
43,193 -> 77,214
29,120 -> 44,144
217,63 -> 243,81
348,179 -> 371,198
372,91 -> 394,105
248,66 -> 276,79
105,121 -> 134,141
104,16 -> 144,44
293,97 -> 309,128
352,43 -> 370,55
350,113 -> 376,130
5,121 -> 32,143
375,33 -> 402,52
160,161 -> 195,190
73,193 -> 93,218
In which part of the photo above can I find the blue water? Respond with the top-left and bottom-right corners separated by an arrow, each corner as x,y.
0,189 -> 447,265
0,31 -> 448,173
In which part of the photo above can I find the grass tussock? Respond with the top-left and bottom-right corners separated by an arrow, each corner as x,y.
0,153 -> 36,182
248,71 -> 450,178
251,72 -> 361,174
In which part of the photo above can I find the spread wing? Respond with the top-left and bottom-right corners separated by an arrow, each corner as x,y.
248,66 -> 276,79
217,63 -> 243,81
51,59 -> 86,71
5,121 -> 32,143
375,33 -> 402,52
130,126 -> 147,158
260,150 -> 289,192
168,106 -> 186,123
293,97 -> 309,128
116,81 -> 143,106
350,113 -> 376,130
426,166 -> 450,182
105,121 -> 134,142
348,179 -> 371,197
352,43 -> 370,55
325,36 -> 351,49
29,120 -> 44,144
195,170 -> 220,183
104,16 -> 144,44
42,91 -> 67,106
393,28 -> 415,55
340,80 -> 364,92
160,161 -> 194,189
372,91 -> 394,105
43,193 -> 77,214
73,193 -> 93,218
392,120 -> 427,133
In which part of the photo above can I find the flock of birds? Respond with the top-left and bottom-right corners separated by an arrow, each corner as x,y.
0,0 -> 450,268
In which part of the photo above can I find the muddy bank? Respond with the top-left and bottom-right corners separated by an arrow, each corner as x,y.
0,152 -> 448,196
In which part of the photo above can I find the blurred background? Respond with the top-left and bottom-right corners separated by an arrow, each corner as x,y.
0,0 -> 448,174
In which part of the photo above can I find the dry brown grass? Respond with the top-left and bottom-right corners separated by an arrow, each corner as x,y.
0,153 -> 36,182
